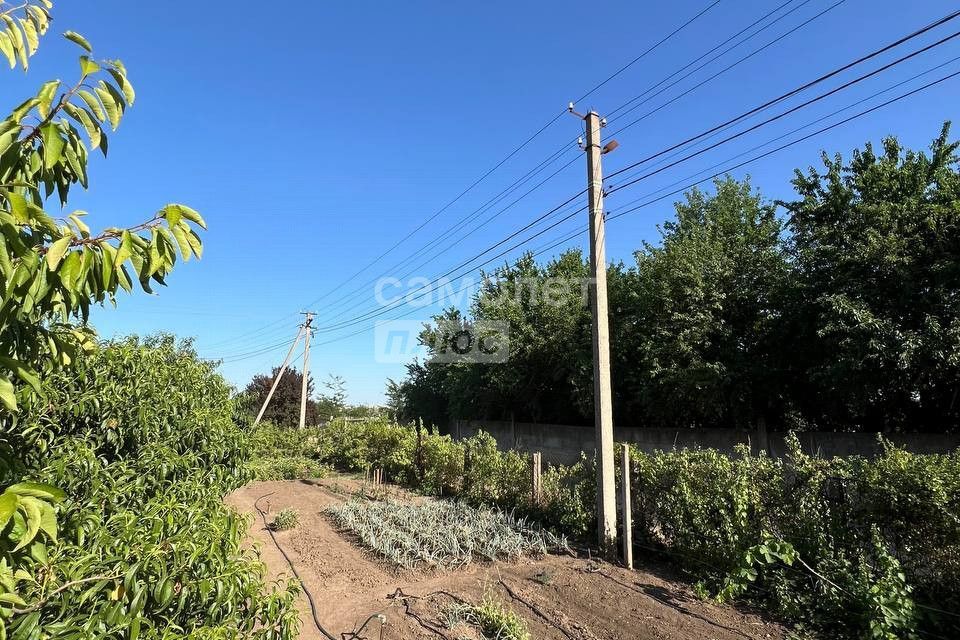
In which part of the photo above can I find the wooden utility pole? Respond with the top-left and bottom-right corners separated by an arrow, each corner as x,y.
254,326 -> 305,425
299,312 -> 314,429
583,109 -> 617,551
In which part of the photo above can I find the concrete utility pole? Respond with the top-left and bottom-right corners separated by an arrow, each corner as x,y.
254,325 -> 304,425
583,109 -> 617,551
299,312 -> 314,429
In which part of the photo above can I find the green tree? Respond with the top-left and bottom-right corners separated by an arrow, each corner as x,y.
244,366 -> 318,426
0,0 -> 204,628
784,123 -> 960,431
315,373 -> 347,418
617,177 -> 790,429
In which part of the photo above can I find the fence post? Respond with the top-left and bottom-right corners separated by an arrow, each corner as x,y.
621,444 -> 633,570
531,452 -> 542,505
463,440 -> 473,496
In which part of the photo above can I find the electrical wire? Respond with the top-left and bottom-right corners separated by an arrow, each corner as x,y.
305,0 -> 858,331
606,7 -> 960,180
299,0 -> 722,309
202,0 -> 726,351
211,6 -> 960,358
300,65 -> 960,351
602,31 -> 960,198
308,0 -> 819,326
302,17 -> 960,335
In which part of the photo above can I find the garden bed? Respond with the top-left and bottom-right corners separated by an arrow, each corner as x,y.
227,475 -> 785,640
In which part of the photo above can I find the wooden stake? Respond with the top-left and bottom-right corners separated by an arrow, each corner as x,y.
531,452 -> 542,505
621,443 -> 633,570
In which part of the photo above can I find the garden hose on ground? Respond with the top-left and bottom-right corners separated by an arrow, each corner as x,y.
254,492 -> 339,640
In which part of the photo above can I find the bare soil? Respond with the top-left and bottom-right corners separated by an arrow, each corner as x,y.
225,476 -> 785,640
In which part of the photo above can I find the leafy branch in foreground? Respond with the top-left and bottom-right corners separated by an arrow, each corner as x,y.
0,0 -> 208,634
0,0 -> 205,413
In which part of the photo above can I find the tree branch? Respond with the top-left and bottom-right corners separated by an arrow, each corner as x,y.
9,573 -> 122,615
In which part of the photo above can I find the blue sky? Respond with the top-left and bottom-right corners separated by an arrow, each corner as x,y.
8,0 -> 960,404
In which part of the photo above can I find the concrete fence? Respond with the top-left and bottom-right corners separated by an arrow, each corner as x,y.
448,418 -> 960,464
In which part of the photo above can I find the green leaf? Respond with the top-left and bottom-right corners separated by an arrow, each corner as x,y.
0,32 -> 15,69
0,377 -> 16,412
36,80 -> 60,119
13,496 -> 41,551
46,235 -> 72,270
170,223 -> 190,260
20,18 -> 38,55
174,204 -> 206,229
99,241 -> 116,287
63,102 -> 102,149
77,89 -> 106,121
107,66 -> 135,106
37,502 -> 57,542
5,191 -> 28,222
59,249 -> 81,290
0,129 -> 17,157
39,122 -> 64,169
63,30 -> 92,52
78,54 -> 99,77
95,83 -> 120,130
0,357 -> 41,395
115,230 -> 133,271
0,492 -> 17,531
6,482 -> 66,503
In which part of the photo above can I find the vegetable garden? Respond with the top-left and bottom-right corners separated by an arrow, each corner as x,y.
248,418 -> 960,639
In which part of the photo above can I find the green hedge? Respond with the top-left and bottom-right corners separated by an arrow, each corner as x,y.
264,418 -> 959,638
2,336 -> 300,639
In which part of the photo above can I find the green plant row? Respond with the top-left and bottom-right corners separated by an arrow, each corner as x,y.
254,418 -> 960,638
327,499 -> 567,569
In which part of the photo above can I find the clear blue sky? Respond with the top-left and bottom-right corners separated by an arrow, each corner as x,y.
9,0 -> 959,404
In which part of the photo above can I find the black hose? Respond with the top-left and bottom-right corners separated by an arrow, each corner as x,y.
254,492 -> 338,640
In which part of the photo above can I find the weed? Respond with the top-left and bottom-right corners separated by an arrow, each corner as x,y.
531,569 -> 554,586
271,508 -> 300,531
443,596 -> 531,640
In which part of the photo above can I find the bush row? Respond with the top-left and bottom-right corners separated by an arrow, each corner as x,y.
262,418 -> 960,639
2,336 -> 300,639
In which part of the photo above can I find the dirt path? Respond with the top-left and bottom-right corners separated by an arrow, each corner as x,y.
226,477 -> 784,640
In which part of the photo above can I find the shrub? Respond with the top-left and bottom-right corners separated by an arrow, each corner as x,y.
247,422 -> 329,480
630,435 -> 960,638
2,336 -> 300,638
309,418 -> 960,637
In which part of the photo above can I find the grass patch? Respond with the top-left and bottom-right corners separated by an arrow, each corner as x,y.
326,499 -> 568,569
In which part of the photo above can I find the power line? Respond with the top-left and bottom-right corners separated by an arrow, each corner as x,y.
203,1 -> 726,352
604,29 -> 960,194
313,64 -> 960,351
215,58 -> 960,362
605,53 -> 960,214
299,0 -> 723,309
308,20 -> 960,334
607,68 -> 960,211
303,0 -> 831,327
212,6 -> 960,358
606,6 -> 960,181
